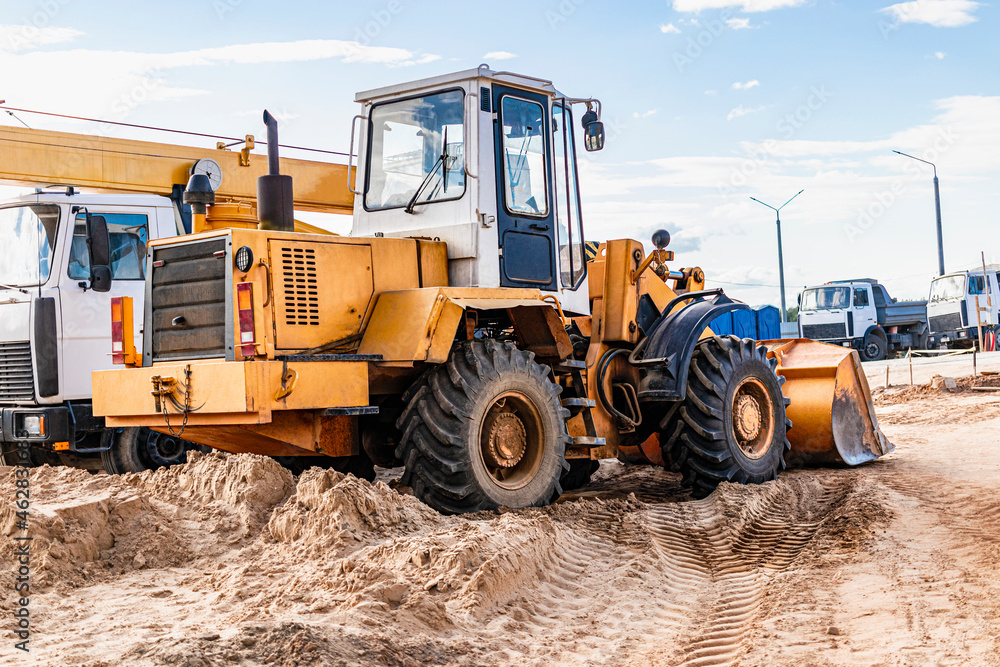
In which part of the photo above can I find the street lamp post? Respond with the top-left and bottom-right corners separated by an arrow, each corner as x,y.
750,190 -> 804,324
893,150 -> 945,276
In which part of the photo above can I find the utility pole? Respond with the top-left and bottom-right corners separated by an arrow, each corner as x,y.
893,150 -> 945,276
750,189 -> 804,324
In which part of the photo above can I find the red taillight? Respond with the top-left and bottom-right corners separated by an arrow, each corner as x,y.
110,296 -> 137,365
236,282 -> 256,358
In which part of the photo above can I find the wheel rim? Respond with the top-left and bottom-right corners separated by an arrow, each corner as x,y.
731,378 -> 775,460
479,391 -> 544,490
866,342 -> 880,358
141,430 -> 186,468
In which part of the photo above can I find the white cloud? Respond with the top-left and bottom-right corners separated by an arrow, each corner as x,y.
483,50 -> 517,60
660,23 -> 682,33
673,0 -> 807,12
879,0 -> 981,27
727,104 -> 768,120
732,79 -> 760,91
704,89 -> 718,96
0,25 -> 83,53
726,17 -> 754,29
0,39 -> 440,121
633,109 -> 660,119
932,51 -> 947,59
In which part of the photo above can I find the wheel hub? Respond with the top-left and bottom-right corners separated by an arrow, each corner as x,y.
731,377 -> 775,460
485,412 -> 527,468
734,394 -> 763,441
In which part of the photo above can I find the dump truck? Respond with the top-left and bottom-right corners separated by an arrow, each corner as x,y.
797,280 -> 928,361
926,269 -> 999,349
90,66 -> 892,510
0,122 -> 351,471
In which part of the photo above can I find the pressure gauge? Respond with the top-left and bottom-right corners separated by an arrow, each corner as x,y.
190,158 -> 223,191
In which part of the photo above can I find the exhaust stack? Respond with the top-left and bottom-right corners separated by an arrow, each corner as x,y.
257,110 -> 294,232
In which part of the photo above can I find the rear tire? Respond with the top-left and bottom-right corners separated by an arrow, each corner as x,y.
101,427 -> 200,474
661,336 -> 791,498
396,339 -> 570,514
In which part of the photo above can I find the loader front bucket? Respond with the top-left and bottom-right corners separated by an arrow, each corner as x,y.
764,339 -> 893,467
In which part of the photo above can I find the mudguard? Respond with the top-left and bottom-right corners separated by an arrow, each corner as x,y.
633,290 -> 749,402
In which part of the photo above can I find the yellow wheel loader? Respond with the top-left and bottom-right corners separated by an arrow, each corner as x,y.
92,66 -> 892,512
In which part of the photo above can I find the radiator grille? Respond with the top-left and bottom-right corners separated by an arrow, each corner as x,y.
0,342 -> 34,403
929,312 -> 963,334
279,246 -> 319,326
802,323 -> 848,340
150,239 -> 228,361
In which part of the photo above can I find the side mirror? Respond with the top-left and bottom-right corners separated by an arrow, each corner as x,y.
580,108 -> 605,152
86,213 -> 112,293
797,293 -> 802,306
584,121 -> 605,152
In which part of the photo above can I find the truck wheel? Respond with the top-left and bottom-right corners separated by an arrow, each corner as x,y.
862,334 -> 887,362
395,339 -> 570,514
561,458 -> 600,492
0,444 -> 61,467
661,336 -> 791,499
101,427 -> 198,474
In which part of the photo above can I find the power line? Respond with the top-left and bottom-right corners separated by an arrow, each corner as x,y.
0,104 -> 350,158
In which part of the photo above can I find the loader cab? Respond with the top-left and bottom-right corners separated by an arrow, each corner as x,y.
351,66 -> 602,315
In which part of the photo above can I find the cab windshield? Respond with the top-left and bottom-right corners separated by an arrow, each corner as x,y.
800,286 -> 850,311
929,275 -> 965,301
0,204 -> 59,287
364,89 -> 465,210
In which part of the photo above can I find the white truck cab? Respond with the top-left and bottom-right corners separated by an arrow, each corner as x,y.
797,280 -> 927,361
0,191 -> 182,464
926,269 -> 1000,348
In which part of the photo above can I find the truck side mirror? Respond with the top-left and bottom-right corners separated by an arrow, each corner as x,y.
581,109 -> 605,152
86,213 -> 112,293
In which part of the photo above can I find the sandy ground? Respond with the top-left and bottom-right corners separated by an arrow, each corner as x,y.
3,380 -> 1000,666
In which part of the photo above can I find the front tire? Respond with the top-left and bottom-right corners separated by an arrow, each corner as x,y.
396,339 -> 570,514
862,333 -> 887,362
662,336 -> 791,498
101,427 -> 200,474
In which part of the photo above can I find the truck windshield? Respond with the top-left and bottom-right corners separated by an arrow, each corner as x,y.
801,286 -> 850,311
0,204 -> 59,287
364,89 -> 465,210
929,275 -> 964,301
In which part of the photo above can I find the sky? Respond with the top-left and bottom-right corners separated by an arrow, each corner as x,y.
0,0 -> 997,307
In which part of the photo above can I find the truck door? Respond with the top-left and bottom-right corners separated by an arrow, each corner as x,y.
61,209 -> 149,398
852,286 -> 876,337
492,84 -> 557,290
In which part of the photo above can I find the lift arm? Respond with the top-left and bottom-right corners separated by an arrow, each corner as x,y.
0,125 -> 355,214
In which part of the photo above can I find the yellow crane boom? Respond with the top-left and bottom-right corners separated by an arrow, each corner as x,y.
0,124 -> 354,215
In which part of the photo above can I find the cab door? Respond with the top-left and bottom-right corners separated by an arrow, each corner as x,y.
492,84 -> 557,290
852,285 -> 877,337
60,208 -> 150,399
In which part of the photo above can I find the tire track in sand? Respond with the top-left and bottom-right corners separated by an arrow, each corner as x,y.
644,479 -> 852,667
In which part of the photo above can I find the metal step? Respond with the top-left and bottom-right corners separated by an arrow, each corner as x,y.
553,359 -> 586,373
561,397 -> 596,409
571,436 -> 606,448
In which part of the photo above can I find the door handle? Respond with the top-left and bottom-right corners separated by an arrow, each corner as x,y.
529,223 -> 550,231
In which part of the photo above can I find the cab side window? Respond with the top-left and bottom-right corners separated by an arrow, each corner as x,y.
68,213 -> 149,280
968,276 -> 985,295
853,288 -> 869,307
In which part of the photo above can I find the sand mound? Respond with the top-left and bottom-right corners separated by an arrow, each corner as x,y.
265,467 -> 438,555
